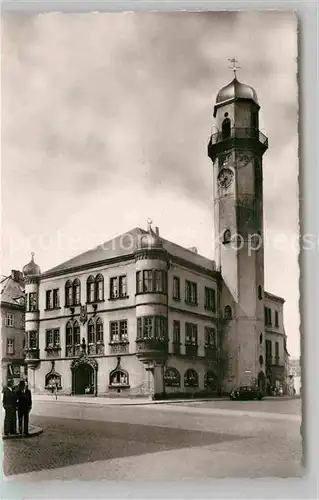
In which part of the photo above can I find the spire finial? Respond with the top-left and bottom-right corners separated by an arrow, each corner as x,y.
31,252 -> 35,261
228,57 -> 240,78
147,218 -> 153,232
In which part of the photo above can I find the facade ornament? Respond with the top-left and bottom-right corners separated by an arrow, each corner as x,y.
80,304 -> 88,324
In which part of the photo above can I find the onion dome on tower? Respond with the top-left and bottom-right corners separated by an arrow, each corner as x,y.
216,77 -> 259,106
22,252 -> 41,277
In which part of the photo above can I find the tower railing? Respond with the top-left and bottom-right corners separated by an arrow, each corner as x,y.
209,127 -> 268,147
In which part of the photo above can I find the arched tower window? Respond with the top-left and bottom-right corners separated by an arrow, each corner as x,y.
87,276 -> 95,303
221,113 -> 231,139
224,305 -> 232,319
95,274 -> 104,301
258,285 -> 263,300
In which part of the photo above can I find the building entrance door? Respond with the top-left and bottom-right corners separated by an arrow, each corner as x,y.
73,363 -> 94,395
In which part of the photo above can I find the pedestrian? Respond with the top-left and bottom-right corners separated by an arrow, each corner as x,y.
16,380 -> 32,436
2,379 -> 17,436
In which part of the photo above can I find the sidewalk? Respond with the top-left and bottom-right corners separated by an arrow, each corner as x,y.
32,393 -> 298,406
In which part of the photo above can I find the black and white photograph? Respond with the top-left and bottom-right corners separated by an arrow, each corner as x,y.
1,11 -> 301,481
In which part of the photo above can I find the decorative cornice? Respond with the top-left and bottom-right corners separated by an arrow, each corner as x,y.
264,291 -> 285,304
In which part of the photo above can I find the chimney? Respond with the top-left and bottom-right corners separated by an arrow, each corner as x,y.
155,226 -> 159,237
188,246 -> 198,254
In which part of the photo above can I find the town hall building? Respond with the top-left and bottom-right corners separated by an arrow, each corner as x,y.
22,73 -> 289,398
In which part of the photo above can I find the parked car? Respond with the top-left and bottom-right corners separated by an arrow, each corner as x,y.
229,385 -> 263,401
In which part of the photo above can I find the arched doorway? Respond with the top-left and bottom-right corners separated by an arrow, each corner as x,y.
257,371 -> 266,392
71,357 -> 98,395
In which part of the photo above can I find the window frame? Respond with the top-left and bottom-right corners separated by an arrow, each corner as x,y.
6,338 -> 15,355
185,280 -> 198,305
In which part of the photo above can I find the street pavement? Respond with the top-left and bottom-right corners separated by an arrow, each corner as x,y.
3,398 -> 303,481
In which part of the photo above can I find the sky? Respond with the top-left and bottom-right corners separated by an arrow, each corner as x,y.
1,11 -> 299,357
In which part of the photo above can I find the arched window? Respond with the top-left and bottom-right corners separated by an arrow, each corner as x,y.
95,274 -> 104,301
65,280 -> 73,307
204,370 -> 217,389
222,113 -> 231,140
109,369 -> 129,387
258,285 -> 263,300
223,229 -> 231,244
74,321 -> 80,345
66,321 -> 73,346
87,276 -> 95,303
88,318 -> 95,345
224,305 -> 232,319
184,369 -> 199,388
259,333 -> 263,344
73,279 -> 81,305
259,355 -> 264,365
164,367 -> 181,387
96,317 -> 104,343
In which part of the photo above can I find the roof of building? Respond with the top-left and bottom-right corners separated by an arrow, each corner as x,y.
0,272 -> 25,308
42,227 -> 217,278
264,291 -> 285,304
216,77 -> 259,106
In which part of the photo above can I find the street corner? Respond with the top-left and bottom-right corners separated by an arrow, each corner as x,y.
2,424 -> 43,440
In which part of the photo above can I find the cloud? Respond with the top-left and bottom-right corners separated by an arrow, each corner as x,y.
1,11 -> 299,357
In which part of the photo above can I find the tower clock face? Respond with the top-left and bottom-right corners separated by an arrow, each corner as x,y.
218,168 -> 234,188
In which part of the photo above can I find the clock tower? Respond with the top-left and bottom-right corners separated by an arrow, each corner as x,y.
208,61 -> 268,391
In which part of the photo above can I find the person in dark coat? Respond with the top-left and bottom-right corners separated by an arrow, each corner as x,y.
2,380 -> 17,435
16,380 -> 32,436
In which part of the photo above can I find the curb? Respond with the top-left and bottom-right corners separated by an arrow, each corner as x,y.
2,425 -> 43,440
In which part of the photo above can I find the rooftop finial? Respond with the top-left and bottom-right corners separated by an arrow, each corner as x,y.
147,218 -> 153,232
31,252 -> 35,261
228,57 -> 240,79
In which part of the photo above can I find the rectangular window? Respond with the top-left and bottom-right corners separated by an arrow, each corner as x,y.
5,313 -> 14,327
143,316 -> 153,338
275,341 -> 279,360
74,284 -> 81,305
54,329 -> 60,346
29,292 -> 38,312
275,311 -> 279,328
119,276 -> 127,297
185,281 -> 197,305
136,271 -> 142,294
173,320 -> 180,344
29,331 -> 37,349
6,339 -> 15,355
173,277 -> 180,300
204,287 -> 216,312
264,307 -> 272,326
110,321 -> 119,342
53,289 -> 59,308
119,320 -> 128,341
205,327 -> 216,347
143,270 -> 153,292
46,330 -> 54,348
46,290 -> 53,309
154,270 -> 163,292
66,286 -> 73,307
185,323 -> 198,345
137,317 -> 142,339
110,278 -> 118,299
88,323 -> 95,344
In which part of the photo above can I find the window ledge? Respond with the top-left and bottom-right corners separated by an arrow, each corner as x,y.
204,307 -> 216,313
86,300 -> 105,305
108,384 -> 130,389
45,346 -> 61,351
135,291 -> 167,296
108,295 -> 129,301
44,307 -> 61,312
184,300 -> 198,306
172,297 -> 181,302
109,340 -> 129,345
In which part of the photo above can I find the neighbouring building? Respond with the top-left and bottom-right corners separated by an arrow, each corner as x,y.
1,270 -> 26,386
288,357 -> 301,396
23,73 -> 290,398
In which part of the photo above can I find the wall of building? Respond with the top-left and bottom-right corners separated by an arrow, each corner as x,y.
1,304 -> 26,386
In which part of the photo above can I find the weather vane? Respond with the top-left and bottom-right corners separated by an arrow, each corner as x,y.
228,57 -> 240,78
